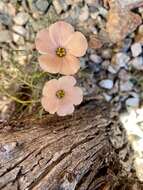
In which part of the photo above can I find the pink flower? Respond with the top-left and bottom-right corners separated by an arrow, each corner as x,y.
41,76 -> 83,116
35,21 -> 88,75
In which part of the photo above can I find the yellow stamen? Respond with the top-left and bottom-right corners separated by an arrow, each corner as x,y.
56,89 -> 65,99
56,47 -> 66,57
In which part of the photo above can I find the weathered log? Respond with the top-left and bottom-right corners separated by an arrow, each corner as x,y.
0,100 -> 140,190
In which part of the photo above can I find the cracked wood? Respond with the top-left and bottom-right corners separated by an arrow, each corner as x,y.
0,100 -> 121,190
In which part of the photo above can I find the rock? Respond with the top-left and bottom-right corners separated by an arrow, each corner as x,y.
120,38 -> 132,52
89,35 -> 103,49
12,25 -> 27,37
138,24 -> 143,34
130,56 -> 143,70
118,69 -> 130,81
86,0 -> 100,7
103,92 -> 112,102
90,54 -> 102,63
98,6 -> 108,18
108,65 -> 117,74
12,33 -> 20,43
53,0 -> 68,14
135,33 -> 143,45
90,12 -> 99,19
126,97 -> 139,108
0,30 -> 12,43
0,2 -> 15,16
13,12 -> 29,25
120,80 -> 133,92
0,2 -> 15,26
35,0 -> 49,12
99,79 -> 113,89
101,48 -> 112,59
116,0 -> 143,10
115,52 -> 130,67
106,8 -> 142,42
88,61 -> 101,73
0,13 -> 12,26
134,158 -> 143,181
131,42 -> 142,57
80,57 -> 87,69
102,60 -> 110,70
79,5 -> 89,22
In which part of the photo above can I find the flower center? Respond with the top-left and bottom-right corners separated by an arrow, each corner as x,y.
56,89 -> 65,99
56,47 -> 66,57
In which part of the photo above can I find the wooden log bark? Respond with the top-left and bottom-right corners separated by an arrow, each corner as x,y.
0,100 -> 139,190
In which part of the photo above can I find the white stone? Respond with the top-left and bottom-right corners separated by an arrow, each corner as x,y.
134,158 -> 143,181
12,33 -> 20,43
99,79 -> 113,89
130,57 -> 143,70
120,81 -> 133,92
12,25 -> 27,36
131,42 -> 142,57
115,53 -> 130,67
79,5 -> 89,21
13,12 -> 29,25
108,65 -> 117,74
90,54 -> 102,63
103,93 -> 112,102
126,97 -> 139,108
53,0 -> 67,14
35,0 -> 49,12
0,30 -> 12,42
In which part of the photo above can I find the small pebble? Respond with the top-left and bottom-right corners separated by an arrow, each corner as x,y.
0,30 -> 12,43
131,42 -> 142,57
0,13 -> 12,26
89,35 -> 103,50
101,48 -> 112,59
120,81 -> 133,92
35,0 -> 49,12
12,25 -> 27,36
134,158 -> 143,181
118,69 -> 130,81
99,79 -> 113,89
79,5 -> 89,22
126,97 -> 139,108
121,38 -> 132,52
115,52 -> 130,66
130,56 -> 143,70
13,12 -> 29,25
53,0 -> 67,14
103,93 -> 112,102
90,54 -> 102,63
108,65 -> 117,74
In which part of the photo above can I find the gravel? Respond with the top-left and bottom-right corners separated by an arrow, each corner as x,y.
130,56 -> 143,70
131,42 -> 142,57
99,79 -> 113,89
35,0 -> 49,12
13,12 -> 29,25
0,30 -> 12,42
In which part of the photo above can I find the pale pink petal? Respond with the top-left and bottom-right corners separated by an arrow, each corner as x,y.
62,87 -> 83,106
39,54 -> 62,74
35,29 -> 57,54
60,55 -> 80,75
69,87 -> 83,105
42,79 -> 58,96
66,32 -> 88,57
41,96 -> 59,114
57,103 -> 74,116
59,76 -> 76,88
49,21 -> 74,47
